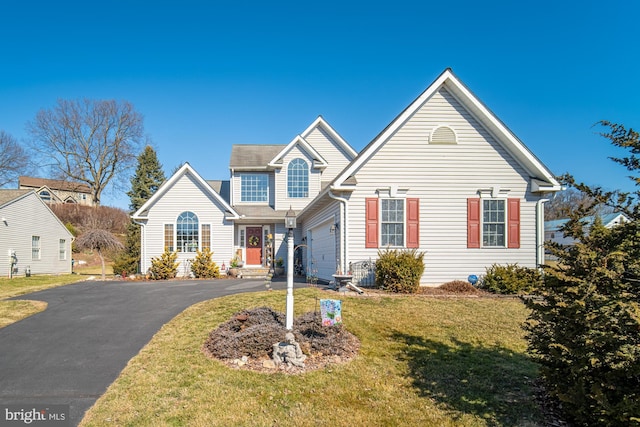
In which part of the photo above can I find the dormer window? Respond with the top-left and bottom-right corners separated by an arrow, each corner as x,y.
287,158 -> 309,198
39,190 -> 51,202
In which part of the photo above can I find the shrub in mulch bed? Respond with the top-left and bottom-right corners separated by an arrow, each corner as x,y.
204,307 -> 360,361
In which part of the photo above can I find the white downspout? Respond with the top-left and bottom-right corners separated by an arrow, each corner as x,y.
133,219 -> 146,274
328,190 -> 348,275
536,198 -> 549,269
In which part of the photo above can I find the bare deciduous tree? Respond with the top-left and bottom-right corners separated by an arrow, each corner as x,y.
0,130 -> 30,187
74,229 -> 124,280
27,99 -> 144,205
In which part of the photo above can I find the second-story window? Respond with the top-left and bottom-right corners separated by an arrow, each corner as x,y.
241,174 -> 268,202
287,158 -> 308,198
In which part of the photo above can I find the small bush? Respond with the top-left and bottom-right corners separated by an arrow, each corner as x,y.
148,250 -> 179,280
479,264 -> 542,294
438,280 -> 479,294
191,248 -> 219,278
375,249 -> 425,293
204,307 -> 360,360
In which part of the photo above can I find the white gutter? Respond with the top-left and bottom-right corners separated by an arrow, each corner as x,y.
536,198 -> 549,268
328,189 -> 349,274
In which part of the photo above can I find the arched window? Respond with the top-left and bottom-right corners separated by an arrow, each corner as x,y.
287,158 -> 308,198
39,190 -> 51,202
177,211 -> 199,252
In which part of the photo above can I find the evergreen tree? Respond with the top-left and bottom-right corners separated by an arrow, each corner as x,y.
524,121 -> 640,426
113,145 -> 166,275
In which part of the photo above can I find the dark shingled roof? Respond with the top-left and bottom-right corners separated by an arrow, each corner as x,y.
229,145 -> 285,169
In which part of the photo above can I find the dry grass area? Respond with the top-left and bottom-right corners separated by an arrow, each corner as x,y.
81,287 -> 543,427
0,300 -> 48,329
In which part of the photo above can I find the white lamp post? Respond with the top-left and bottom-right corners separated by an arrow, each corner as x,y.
284,206 -> 297,330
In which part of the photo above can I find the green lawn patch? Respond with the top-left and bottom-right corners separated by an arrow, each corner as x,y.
81,288 -> 542,426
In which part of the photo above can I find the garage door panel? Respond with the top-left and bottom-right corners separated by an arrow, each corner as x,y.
310,221 -> 336,282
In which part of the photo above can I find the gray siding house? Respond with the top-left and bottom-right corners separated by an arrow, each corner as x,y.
0,190 -> 73,277
135,69 -> 561,285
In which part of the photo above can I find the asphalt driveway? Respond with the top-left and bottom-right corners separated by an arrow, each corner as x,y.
0,278 -> 294,426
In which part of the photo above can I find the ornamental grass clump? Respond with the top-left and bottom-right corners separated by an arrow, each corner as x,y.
375,248 -> 425,293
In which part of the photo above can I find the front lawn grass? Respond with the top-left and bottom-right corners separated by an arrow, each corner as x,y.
0,274 -> 84,328
81,288 -> 542,426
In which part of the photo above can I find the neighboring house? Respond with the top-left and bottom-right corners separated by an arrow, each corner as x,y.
19,176 -> 94,206
545,212 -> 629,246
134,69 -> 561,285
0,189 -> 73,277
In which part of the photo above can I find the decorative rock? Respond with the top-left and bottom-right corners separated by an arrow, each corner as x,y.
262,359 -> 276,369
272,332 -> 307,368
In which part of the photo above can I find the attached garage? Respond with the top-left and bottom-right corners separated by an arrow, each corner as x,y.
308,219 -> 337,282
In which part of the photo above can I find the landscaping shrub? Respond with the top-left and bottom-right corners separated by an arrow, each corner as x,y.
148,249 -> 179,280
479,263 -> 542,294
204,307 -> 360,360
190,248 -> 220,278
438,280 -> 479,294
375,248 -> 425,293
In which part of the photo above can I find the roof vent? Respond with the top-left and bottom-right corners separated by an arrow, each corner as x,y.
430,126 -> 457,144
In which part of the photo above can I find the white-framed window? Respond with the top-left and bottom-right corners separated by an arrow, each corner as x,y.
39,191 -> 51,202
241,173 -> 268,202
164,224 -> 174,252
482,199 -> 506,247
59,239 -> 67,260
177,211 -> 199,252
381,199 -> 404,247
201,224 -> 211,251
287,158 -> 309,198
32,236 -> 41,260
239,229 -> 245,248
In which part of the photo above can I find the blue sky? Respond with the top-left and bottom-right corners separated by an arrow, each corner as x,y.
1,0 -> 638,208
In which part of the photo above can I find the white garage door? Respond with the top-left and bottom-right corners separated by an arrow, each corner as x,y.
309,220 -> 337,283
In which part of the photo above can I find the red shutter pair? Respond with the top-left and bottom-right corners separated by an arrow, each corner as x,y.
365,198 -> 419,248
467,198 -> 520,248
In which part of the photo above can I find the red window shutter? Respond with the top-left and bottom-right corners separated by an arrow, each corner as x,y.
365,198 -> 379,248
406,198 -> 419,248
508,198 -> 520,248
467,198 -> 481,248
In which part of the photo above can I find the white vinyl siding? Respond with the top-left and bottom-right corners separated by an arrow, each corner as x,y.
137,171 -> 234,274
0,192 -> 72,276
345,87 -> 540,285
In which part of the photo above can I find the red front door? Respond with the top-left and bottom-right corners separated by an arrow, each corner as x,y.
246,227 -> 262,265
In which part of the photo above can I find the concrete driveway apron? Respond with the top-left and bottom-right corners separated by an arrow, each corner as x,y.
0,278 -> 290,426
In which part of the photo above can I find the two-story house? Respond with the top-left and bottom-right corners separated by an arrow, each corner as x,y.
132,117 -> 356,276
134,69 -> 561,285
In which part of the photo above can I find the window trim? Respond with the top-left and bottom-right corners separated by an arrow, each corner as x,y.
287,158 -> 309,198
240,173 -> 269,203
59,239 -> 67,261
482,198 -> 506,247
176,211 -> 199,253
365,197 -> 419,249
32,235 -> 41,260
380,198 -> 405,247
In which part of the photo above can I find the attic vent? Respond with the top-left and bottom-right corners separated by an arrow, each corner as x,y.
430,126 -> 457,144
